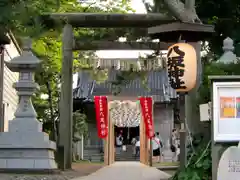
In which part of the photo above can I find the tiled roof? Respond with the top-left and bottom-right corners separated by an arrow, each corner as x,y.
73,69 -> 177,102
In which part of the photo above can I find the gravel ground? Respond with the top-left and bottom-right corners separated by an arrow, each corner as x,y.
0,163 -> 103,180
0,174 -> 71,180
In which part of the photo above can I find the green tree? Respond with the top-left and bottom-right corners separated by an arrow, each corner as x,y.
72,110 -> 88,142
1,0 -> 133,140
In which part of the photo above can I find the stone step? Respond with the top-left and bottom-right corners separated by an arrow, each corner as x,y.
83,147 -> 103,162
115,157 -> 140,161
83,151 -> 101,157
83,153 -> 104,162
83,145 -> 139,162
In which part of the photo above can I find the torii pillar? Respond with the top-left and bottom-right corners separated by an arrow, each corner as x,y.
58,24 -> 74,170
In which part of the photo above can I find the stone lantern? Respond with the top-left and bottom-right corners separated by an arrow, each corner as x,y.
0,38 -> 57,170
217,37 -> 237,64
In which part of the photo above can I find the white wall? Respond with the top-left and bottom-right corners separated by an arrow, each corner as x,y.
154,105 -> 174,146
3,37 -> 20,131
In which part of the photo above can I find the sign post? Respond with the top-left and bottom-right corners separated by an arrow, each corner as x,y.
167,42 -> 197,169
209,76 -> 240,180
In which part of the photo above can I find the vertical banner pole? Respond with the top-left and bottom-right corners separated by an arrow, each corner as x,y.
108,105 -> 115,164
140,113 -> 146,164
149,98 -> 154,166
104,110 -> 110,166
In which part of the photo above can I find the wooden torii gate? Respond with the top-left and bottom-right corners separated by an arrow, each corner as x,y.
40,13 -> 176,170
41,0 -> 214,169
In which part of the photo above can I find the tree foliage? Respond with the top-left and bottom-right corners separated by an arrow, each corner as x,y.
196,0 -> 240,56
1,0 -> 133,140
172,133 -> 211,180
72,110 -> 88,142
198,61 -> 240,105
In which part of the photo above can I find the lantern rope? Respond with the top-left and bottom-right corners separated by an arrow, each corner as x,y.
108,100 -> 141,127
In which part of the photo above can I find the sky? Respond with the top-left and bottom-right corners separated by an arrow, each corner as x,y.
96,0 -> 148,59
73,0 -> 149,88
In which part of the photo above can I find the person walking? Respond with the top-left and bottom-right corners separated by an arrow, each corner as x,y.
131,136 -> 137,155
116,133 -> 123,154
171,128 -> 178,162
156,132 -> 164,159
152,134 -> 161,163
156,132 -> 163,148
135,137 -> 140,158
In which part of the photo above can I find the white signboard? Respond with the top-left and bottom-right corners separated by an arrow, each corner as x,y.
217,146 -> 240,179
213,82 -> 240,142
199,102 -> 211,121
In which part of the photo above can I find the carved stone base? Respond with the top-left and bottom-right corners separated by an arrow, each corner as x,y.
0,120 -> 57,170
0,149 -> 57,170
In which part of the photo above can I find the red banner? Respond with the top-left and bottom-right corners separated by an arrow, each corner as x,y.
94,96 -> 108,138
139,97 -> 154,138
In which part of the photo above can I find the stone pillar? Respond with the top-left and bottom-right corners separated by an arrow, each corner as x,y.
179,93 -> 187,168
0,38 -> 57,171
179,126 -> 187,170
59,24 -> 74,170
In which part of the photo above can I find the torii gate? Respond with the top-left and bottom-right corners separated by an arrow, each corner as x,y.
41,7 -> 214,169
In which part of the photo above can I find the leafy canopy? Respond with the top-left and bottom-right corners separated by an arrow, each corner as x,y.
2,0 -> 133,138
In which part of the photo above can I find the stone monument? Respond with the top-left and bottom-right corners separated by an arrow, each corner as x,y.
0,38 -> 57,170
217,146 -> 240,180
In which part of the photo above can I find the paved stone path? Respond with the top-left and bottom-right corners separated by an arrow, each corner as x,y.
0,163 -> 103,180
72,162 -> 171,180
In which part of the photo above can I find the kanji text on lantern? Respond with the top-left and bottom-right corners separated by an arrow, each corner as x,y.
167,45 -> 187,90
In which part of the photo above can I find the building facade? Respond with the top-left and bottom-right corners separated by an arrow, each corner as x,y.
73,68 -> 177,161
2,34 -> 20,131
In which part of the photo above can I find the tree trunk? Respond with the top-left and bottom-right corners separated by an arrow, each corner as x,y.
46,80 -> 57,141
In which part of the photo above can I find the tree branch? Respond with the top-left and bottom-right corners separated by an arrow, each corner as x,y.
163,0 -> 201,23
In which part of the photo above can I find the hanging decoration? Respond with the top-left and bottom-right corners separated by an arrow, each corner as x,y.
109,100 -> 141,127
94,96 -> 108,138
93,57 -> 163,71
167,43 -> 197,92
139,97 -> 154,138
